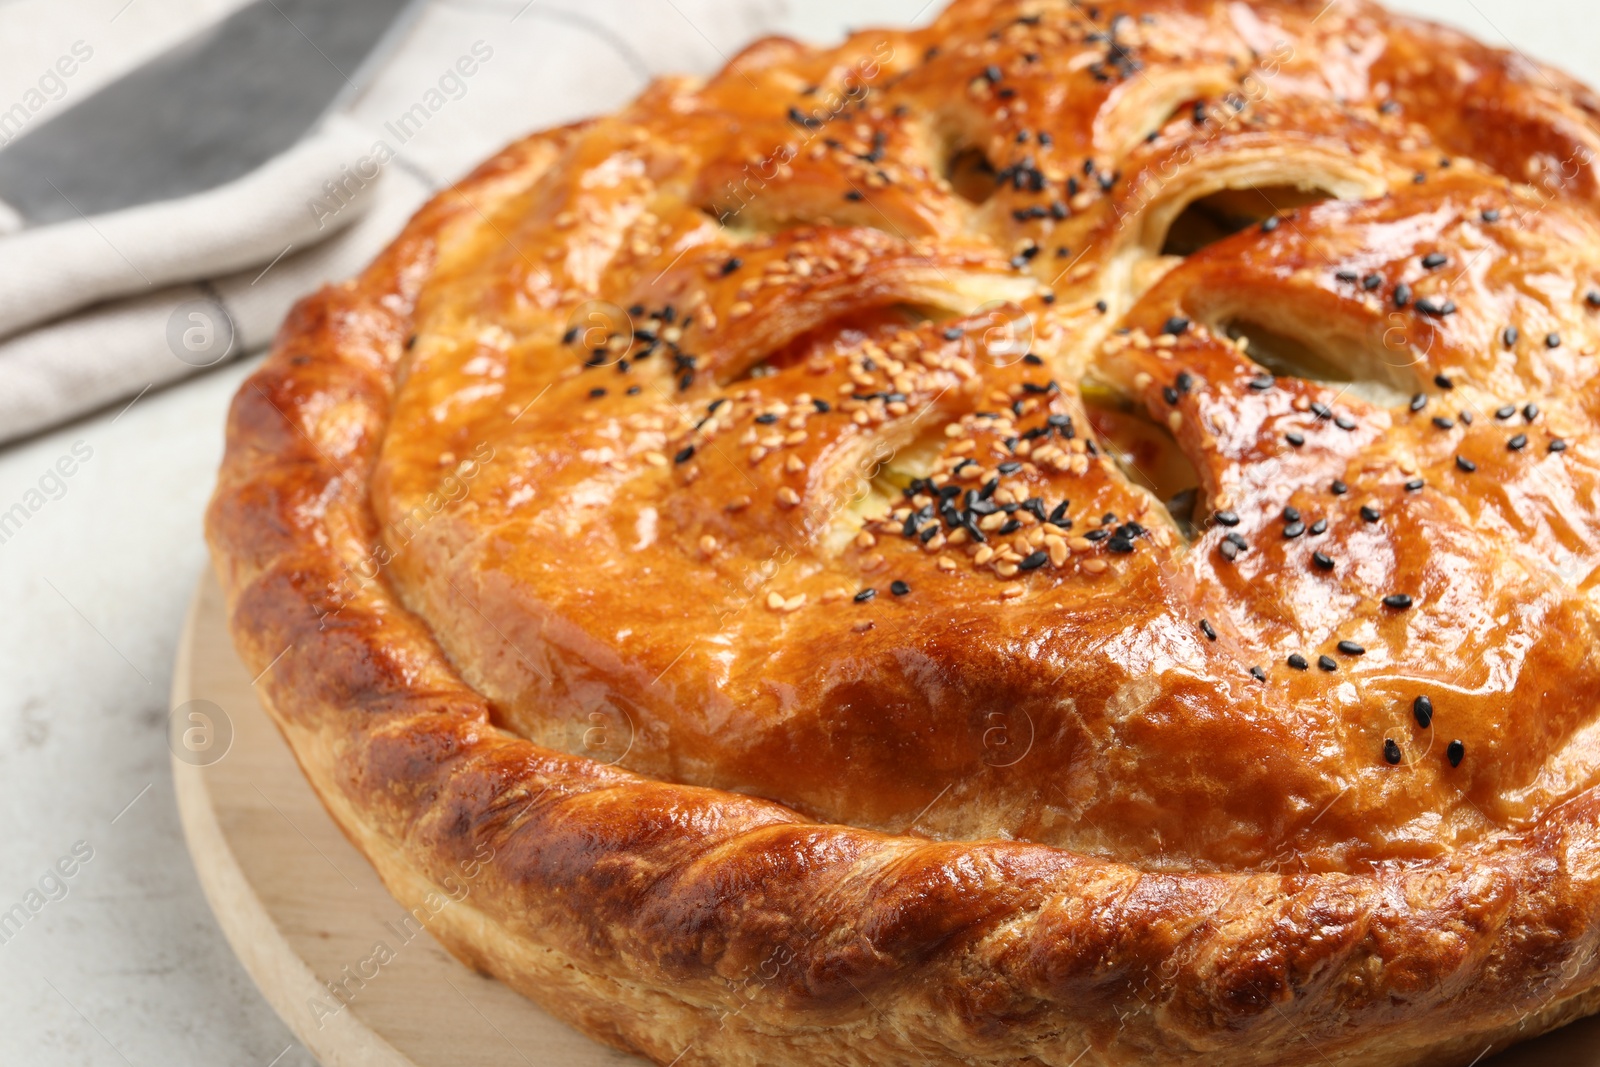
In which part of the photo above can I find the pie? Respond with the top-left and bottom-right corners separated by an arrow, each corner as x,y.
206,0 -> 1600,1063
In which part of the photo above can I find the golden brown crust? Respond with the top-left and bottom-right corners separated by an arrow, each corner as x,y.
208,1 -> 1600,1063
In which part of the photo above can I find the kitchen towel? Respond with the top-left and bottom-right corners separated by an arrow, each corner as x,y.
0,0 -> 784,445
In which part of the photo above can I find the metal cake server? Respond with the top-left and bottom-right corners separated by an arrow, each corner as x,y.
0,0 -> 421,228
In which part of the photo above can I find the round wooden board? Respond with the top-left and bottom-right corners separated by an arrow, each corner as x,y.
172,568 -> 1600,1066
171,570 -> 647,1067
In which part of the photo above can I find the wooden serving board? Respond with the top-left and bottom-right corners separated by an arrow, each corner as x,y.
172,569 -> 1600,1066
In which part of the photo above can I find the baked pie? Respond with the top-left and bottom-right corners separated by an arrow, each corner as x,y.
207,0 -> 1600,1062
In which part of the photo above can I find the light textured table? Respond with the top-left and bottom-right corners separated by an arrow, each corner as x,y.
0,1 -> 1592,1064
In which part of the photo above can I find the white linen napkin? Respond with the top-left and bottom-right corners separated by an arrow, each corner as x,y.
0,0 -> 784,446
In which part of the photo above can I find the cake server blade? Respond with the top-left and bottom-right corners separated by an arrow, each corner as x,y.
0,0 -> 419,227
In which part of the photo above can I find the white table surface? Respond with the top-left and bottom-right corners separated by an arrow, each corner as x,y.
0,1 -> 1592,1064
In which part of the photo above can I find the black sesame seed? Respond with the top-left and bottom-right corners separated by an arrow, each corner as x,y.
1019,550 -> 1050,570
1337,640 -> 1366,656
1335,414 -> 1357,431
1421,252 -> 1448,269
1331,480 -> 1348,495
1318,655 -> 1338,671
1524,403 -> 1539,422
1547,332 -> 1563,349
1286,431 -> 1305,447
1394,283 -> 1412,308
1283,521 -> 1305,539
1336,270 -> 1358,283
1313,551 -> 1335,570
890,580 -> 910,596
1200,619 -> 1217,641
1384,739 -> 1403,765
1261,216 -> 1281,232
1309,518 -> 1327,535
1107,538 -> 1135,554
1508,433 -> 1528,451
1220,540 -> 1241,561
854,588 -> 877,602
720,257 -> 743,275
755,412 -> 778,424
1404,478 -> 1425,492
1588,289 -> 1600,308
1413,695 -> 1433,728
813,399 -> 831,414
943,327 -> 964,341
627,385 -> 641,395
1215,510 -> 1241,526
1481,208 -> 1500,222
1361,505 -> 1381,522
1288,653 -> 1309,670
1095,300 -> 1109,313
1283,506 -> 1301,522
1455,455 -> 1477,473
1502,325 -> 1519,348
1162,386 -> 1180,405
1416,298 -> 1456,317
1250,666 -> 1267,682
1383,593 -> 1413,609
1409,393 -> 1427,412
1447,739 -> 1465,767
1248,375 -> 1274,391
1495,404 -> 1516,419
674,445 -> 695,464
1433,416 -> 1456,430
1434,374 -> 1454,389
1550,438 -> 1568,452
1163,316 -> 1191,336
1176,371 -> 1194,393
1310,401 -> 1333,420
1362,273 -> 1384,291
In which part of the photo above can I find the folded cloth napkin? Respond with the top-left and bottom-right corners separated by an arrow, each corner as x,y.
0,0 -> 784,446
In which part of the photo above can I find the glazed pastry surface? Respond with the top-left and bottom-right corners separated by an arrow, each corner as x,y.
209,2 -> 1600,1064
